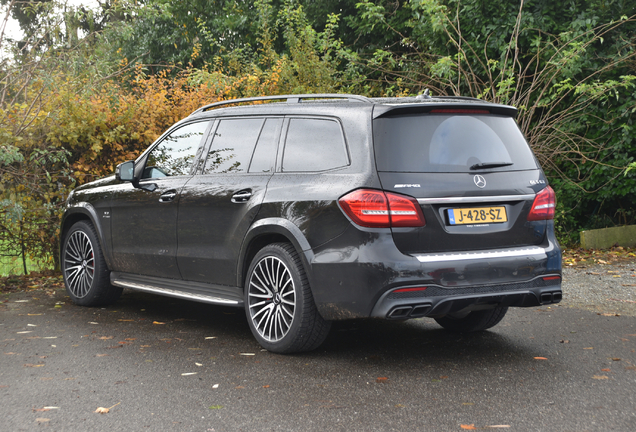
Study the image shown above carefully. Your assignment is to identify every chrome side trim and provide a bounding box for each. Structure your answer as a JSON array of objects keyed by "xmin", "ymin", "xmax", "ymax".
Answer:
[
  {"xmin": 414, "ymin": 246, "xmax": 546, "ymax": 263},
  {"xmin": 417, "ymin": 194, "xmax": 535, "ymax": 205},
  {"xmin": 111, "ymin": 280, "xmax": 240, "ymax": 305}
]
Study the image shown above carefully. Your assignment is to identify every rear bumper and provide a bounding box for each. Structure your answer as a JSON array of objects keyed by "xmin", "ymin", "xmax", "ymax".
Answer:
[
  {"xmin": 370, "ymin": 277, "xmax": 562, "ymax": 319},
  {"xmin": 308, "ymin": 225, "xmax": 561, "ymax": 321}
]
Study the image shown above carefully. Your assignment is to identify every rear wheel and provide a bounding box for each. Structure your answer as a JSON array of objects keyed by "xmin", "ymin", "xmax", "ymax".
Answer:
[
  {"xmin": 62, "ymin": 221, "xmax": 122, "ymax": 306},
  {"xmin": 434, "ymin": 306, "xmax": 508, "ymax": 332},
  {"xmin": 245, "ymin": 243, "xmax": 330, "ymax": 353}
]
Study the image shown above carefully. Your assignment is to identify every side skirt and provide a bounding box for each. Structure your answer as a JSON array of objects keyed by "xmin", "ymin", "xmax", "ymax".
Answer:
[{"xmin": 110, "ymin": 272, "xmax": 243, "ymax": 307}]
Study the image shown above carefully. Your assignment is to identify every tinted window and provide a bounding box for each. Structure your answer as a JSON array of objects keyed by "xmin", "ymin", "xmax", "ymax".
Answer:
[
  {"xmin": 248, "ymin": 118, "xmax": 282, "ymax": 173},
  {"xmin": 204, "ymin": 118, "xmax": 264, "ymax": 174},
  {"xmin": 282, "ymin": 118, "xmax": 348, "ymax": 172},
  {"xmin": 374, "ymin": 114, "xmax": 538, "ymax": 172},
  {"xmin": 143, "ymin": 121, "xmax": 210, "ymax": 178}
]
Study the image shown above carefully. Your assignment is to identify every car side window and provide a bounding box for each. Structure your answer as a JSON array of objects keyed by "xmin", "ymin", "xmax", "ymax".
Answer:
[
  {"xmin": 203, "ymin": 118, "xmax": 265, "ymax": 174},
  {"xmin": 143, "ymin": 121, "xmax": 210, "ymax": 179},
  {"xmin": 282, "ymin": 118, "xmax": 348, "ymax": 172}
]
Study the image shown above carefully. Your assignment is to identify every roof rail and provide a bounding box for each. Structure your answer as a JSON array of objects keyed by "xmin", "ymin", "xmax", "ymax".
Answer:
[{"xmin": 190, "ymin": 93, "xmax": 372, "ymax": 116}]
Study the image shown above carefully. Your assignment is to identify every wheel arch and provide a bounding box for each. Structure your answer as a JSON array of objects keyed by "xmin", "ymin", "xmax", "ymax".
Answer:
[
  {"xmin": 60, "ymin": 204, "xmax": 111, "ymax": 269},
  {"xmin": 237, "ymin": 218, "xmax": 315, "ymax": 291}
]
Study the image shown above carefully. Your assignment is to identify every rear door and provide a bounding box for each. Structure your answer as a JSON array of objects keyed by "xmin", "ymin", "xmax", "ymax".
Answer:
[
  {"xmin": 176, "ymin": 117, "xmax": 282, "ymax": 286},
  {"xmin": 373, "ymin": 109, "xmax": 547, "ymax": 256}
]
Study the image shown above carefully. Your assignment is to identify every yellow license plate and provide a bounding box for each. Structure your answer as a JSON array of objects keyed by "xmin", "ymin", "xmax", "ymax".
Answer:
[{"xmin": 448, "ymin": 206, "xmax": 507, "ymax": 225}]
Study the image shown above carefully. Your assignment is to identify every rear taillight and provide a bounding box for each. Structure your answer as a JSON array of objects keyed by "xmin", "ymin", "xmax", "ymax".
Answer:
[
  {"xmin": 339, "ymin": 189, "xmax": 426, "ymax": 228},
  {"xmin": 527, "ymin": 186, "xmax": 556, "ymax": 221}
]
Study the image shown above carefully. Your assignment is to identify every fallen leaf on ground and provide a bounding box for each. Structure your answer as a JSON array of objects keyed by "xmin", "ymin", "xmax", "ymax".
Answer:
[
  {"xmin": 263, "ymin": 385, "xmax": 270, "ymax": 388},
  {"xmin": 584, "ymin": 347, "xmax": 594, "ymax": 350},
  {"xmin": 96, "ymin": 354, "xmax": 108, "ymax": 357},
  {"xmin": 461, "ymin": 424, "xmax": 477, "ymax": 430},
  {"xmin": 610, "ymin": 297, "xmax": 636, "ymax": 302},
  {"xmin": 35, "ymin": 418, "xmax": 50, "ymax": 422},
  {"xmin": 239, "ymin": 352, "xmax": 255, "ymax": 356},
  {"xmin": 88, "ymin": 322, "xmax": 98, "ymax": 325},
  {"xmin": 534, "ymin": 357, "xmax": 548, "ymax": 360},
  {"xmin": 152, "ymin": 321, "xmax": 165, "ymax": 325},
  {"xmin": 95, "ymin": 402, "xmax": 120, "ymax": 414},
  {"xmin": 118, "ymin": 319, "xmax": 134, "ymax": 322},
  {"xmin": 612, "ymin": 358, "xmax": 621, "ymax": 361},
  {"xmin": 212, "ymin": 384, "xmax": 219, "ymax": 389},
  {"xmin": 376, "ymin": 377, "xmax": 388, "ymax": 383},
  {"xmin": 209, "ymin": 405, "xmax": 223, "ymax": 409},
  {"xmin": 195, "ymin": 362, "xmax": 203, "ymax": 367},
  {"xmin": 205, "ymin": 337, "xmax": 217, "ymax": 340},
  {"xmin": 24, "ymin": 364, "xmax": 44, "ymax": 367},
  {"xmin": 181, "ymin": 372, "xmax": 197, "ymax": 376},
  {"xmin": 98, "ymin": 336, "xmax": 113, "ymax": 340},
  {"xmin": 592, "ymin": 375, "xmax": 608, "ymax": 380},
  {"xmin": 601, "ymin": 368, "xmax": 611, "ymax": 372}
]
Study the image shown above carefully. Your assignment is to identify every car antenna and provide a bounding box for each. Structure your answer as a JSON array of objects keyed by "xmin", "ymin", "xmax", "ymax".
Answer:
[{"xmin": 416, "ymin": 89, "xmax": 432, "ymax": 100}]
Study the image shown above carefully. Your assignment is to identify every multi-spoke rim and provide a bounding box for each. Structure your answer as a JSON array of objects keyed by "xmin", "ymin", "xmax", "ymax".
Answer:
[
  {"xmin": 247, "ymin": 256, "xmax": 296, "ymax": 342},
  {"xmin": 63, "ymin": 230, "xmax": 95, "ymax": 298}
]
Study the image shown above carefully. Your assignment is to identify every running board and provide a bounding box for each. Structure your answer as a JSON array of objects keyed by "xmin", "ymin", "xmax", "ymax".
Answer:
[{"xmin": 110, "ymin": 272, "xmax": 243, "ymax": 306}]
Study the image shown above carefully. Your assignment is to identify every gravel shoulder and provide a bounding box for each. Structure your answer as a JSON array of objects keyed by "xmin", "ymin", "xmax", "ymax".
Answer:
[{"xmin": 562, "ymin": 258, "xmax": 636, "ymax": 316}]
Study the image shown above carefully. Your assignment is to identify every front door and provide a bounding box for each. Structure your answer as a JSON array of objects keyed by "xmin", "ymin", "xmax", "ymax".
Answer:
[{"xmin": 109, "ymin": 120, "xmax": 211, "ymax": 279}]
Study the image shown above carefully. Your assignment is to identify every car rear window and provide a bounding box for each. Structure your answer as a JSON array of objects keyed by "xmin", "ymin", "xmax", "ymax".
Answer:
[{"xmin": 373, "ymin": 113, "xmax": 538, "ymax": 172}]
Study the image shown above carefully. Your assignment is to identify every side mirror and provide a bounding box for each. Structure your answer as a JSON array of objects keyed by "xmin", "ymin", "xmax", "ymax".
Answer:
[{"xmin": 116, "ymin": 161, "xmax": 135, "ymax": 182}]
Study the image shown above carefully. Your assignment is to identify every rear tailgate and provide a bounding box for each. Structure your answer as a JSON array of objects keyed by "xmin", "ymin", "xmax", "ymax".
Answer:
[{"xmin": 373, "ymin": 107, "xmax": 549, "ymax": 256}]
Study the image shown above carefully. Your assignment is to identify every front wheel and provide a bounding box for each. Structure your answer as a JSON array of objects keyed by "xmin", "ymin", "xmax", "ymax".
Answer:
[
  {"xmin": 434, "ymin": 306, "xmax": 508, "ymax": 332},
  {"xmin": 62, "ymin": 221, "xmax": 122, "ymax": 306},
  {"xmin": 245, "ymin": 243, "xmax": 330, "ymax": 354}
]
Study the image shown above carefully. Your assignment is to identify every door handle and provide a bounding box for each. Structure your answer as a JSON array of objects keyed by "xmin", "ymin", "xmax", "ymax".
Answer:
[
  {"xmin": 231, "ymin": 190, "xmax": 252, "ymax": 203},
  {"xmin": 159, "ymin": 190, "xmax": 178, "ymax": 202}
]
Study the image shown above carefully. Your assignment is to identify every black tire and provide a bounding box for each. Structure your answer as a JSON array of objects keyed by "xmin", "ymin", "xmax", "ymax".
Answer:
[
  {"xmin": 245, "ymin": 243, "xmax": 331, "ymax": 354},
  {"xmin": 61, "ymin": 221, "xmax": 122, "ymax": 306},
  {"xmin": 434, "ymin": 306, "xmax": 508, "ymax": 332}
]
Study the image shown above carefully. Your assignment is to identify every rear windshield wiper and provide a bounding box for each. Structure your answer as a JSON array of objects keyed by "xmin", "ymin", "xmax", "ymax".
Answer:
[{"xmin": 470, "ymin": 162, "xmax": 514, "ymax": 170}]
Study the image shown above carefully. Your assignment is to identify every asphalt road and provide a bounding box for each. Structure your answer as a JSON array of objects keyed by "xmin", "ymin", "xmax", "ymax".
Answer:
[{"xmin": 1, "ymin": 280, "xmax": 635, "ymax": 431}]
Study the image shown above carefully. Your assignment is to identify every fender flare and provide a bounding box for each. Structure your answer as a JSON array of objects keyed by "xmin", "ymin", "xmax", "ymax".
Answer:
[
  {"xmin": 60, "ymin": 203, "xmax": 112, "ymax": 269},
  {"xmin": 237, "ymin": 218, "xmax": 315, "ymax": 289}
]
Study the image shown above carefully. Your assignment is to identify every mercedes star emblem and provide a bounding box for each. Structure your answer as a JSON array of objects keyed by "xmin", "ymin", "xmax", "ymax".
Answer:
[{"xmin": 473, "ymin": 175, "xmax": 486, "ymax": 188}]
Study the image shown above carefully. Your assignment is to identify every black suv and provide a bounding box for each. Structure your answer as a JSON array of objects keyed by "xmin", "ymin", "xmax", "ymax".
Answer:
[{"xmin": 60, "ymin": 94, "xmax": 562, "ymax": 353}]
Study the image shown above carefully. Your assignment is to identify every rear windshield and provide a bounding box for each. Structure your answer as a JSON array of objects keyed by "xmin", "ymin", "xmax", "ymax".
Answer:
[{"xmin": 373, "ymin": 114, "xmax": 538, "ymax": 172}]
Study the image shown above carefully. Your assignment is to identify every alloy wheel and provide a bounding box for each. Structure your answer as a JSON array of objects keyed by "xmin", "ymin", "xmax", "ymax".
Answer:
[
  {"xmin": 247, "ymin": 256, "xmax": 296, "ymax": 342},
  {"xmin": 63, "ymin": 230, "xmax": 95, "ymax": 298}
]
